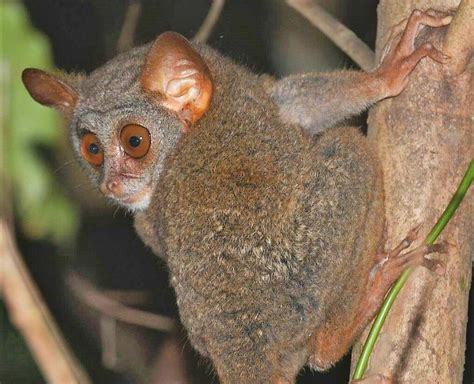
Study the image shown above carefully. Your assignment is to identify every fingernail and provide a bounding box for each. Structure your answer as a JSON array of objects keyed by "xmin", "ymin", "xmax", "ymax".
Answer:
[
  {"xmin": 442, "ymin": 16, "xmax": 453, "ymax": 24},
  {"xmin": 442, "ymin": 53, "xmax": 451, "ymax": 61}
]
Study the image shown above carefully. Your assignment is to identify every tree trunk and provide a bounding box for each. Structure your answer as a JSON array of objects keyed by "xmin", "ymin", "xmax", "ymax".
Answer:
[{"xmin": 352, "ymin": 0, "xmax": 472, "ymax": 383}]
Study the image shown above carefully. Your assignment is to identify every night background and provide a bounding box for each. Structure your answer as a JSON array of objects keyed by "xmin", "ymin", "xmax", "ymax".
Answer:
[{"xmin": 1, "ymin": 1, "xmax": 472, "ymax": 383}]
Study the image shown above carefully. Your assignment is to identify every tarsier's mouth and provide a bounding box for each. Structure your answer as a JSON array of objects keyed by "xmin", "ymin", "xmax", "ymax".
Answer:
[{"xmin": 115, "ymin": 185, "xmax": 152, "ymax": 212}]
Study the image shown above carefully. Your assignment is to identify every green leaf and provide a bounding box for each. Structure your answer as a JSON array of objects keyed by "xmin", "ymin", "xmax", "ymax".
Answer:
[{"xmin": 1, "ymin": 2, "xmax": 79, "ymax": 244}]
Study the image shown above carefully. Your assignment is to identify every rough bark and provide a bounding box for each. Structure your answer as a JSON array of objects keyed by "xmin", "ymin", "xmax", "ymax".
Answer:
[{"xmin": 353, "ymin": 0, "xmax": 472, "ymax": 383}]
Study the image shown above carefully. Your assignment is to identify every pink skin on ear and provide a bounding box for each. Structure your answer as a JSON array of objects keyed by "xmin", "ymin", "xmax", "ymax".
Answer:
[
  {"xmin": 22, "ymin": 68, "xmax": 78, "ymax": 116},
  {"xmin": 140, "ymin": 31, "xmax": 213, "ymax": 130}
]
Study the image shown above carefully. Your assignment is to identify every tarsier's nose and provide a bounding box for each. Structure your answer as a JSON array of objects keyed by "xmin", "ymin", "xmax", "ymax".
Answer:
[{"xmin": 100, "ymin": 179, "xmax": 122, "ymax": 197}]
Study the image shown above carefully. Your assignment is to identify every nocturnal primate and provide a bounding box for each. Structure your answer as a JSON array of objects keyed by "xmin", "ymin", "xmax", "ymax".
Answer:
[{"xmin": 22, "ymin": 9, "xmax": 451, "ymax": 383}]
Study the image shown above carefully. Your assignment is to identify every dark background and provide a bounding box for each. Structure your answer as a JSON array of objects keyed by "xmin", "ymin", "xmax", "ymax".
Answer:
[{"xmin": 2, "ymin": 0, "xmax": 472, "ymax": 383}]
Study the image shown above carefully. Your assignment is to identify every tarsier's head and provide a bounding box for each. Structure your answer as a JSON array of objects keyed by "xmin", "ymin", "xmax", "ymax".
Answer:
[{"xmin": 22, "ymin": 32, "xmax": 213, "ymax": 212}]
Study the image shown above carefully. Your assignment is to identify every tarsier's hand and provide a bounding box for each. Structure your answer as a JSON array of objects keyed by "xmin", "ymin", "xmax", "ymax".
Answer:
[{"xmin": 375, "ymin": 9, "xmax": 452, "ymax": 98}]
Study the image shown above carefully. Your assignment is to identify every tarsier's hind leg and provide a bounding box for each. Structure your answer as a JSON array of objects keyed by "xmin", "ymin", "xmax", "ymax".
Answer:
[{"xmin": 307, "ymin": 225, "xmax": 448, "ymax": 371}]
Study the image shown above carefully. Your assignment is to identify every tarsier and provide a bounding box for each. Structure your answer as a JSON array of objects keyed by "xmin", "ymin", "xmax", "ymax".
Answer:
[{"xmin": 23, "ymin": 9, "xmax": 452, "ymax": 384}]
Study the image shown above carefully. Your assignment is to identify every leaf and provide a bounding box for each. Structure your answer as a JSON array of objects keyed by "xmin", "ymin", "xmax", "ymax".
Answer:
[{"xmin": 1, "ymin": 2, "xmax": 79, "ymax": 244}]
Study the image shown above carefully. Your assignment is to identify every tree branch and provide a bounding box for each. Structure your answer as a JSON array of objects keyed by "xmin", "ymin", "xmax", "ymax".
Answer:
[
  {"xmin": 0, "ymin": 220, "xmax": 91, "ymax": 384},
  {"xmin": 67, "ymin": 273, "xmax": 176, "ymax": 332},
  {"xmin": 286, "ymin": 0, "xmax": 375, "ymax": 71},
  {"xmin": 353, "ymin": 1, "xmax": 472, "ymax": 382},
  {"xmin": 116, "ymin": 0, "xmax": 142, "ymax": 53},
  {"xmin": 101, "ymin": 288, "xmax": 154, "ymax": 306},
  {"xmin": 193, "ymin": 0, "xmax": 226, "ymax": 43}
]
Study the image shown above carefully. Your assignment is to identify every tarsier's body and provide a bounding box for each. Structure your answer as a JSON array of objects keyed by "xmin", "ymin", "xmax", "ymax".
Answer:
[{"xmin": 23, "ymin": 10, "xmax": 451, "ymax": 383}]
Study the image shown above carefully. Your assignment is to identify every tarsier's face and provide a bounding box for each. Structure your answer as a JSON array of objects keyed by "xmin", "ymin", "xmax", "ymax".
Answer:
[
  {"xmin": 22, "ymin": 32, "xmax": 213, "ymax": 213},
  {"xmin": 72, "ymin": 111, "xmax": 162, "ymax": 212},
  {"xmin": 70, "ymin": 80, "xmax": 182, "ymax": 212},
  {"xmin": 78, "ymin": 123, "xmax": 153, "ymax": 210},
  {"xmin": 78, "ymin": 123, "xmax": 154, "ymax": 211}
]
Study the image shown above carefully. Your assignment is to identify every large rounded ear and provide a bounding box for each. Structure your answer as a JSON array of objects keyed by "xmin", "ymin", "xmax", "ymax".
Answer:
[
  {"xmin": 141, "ymin": 32, "xmax": 213, "ymax": 130},
  {"xmin": 22, "ymin": 68, "xmax": 78, "ymax": 116}
]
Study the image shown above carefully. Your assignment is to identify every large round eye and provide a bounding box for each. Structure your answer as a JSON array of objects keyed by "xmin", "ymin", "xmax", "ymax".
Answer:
[
  {"xmin": 80, "ymin": 133, "xmax": 104, "ymax": 166},
  {"xmin": 120, "ymin": 124, "xmax": 151, "ymax": 159}
]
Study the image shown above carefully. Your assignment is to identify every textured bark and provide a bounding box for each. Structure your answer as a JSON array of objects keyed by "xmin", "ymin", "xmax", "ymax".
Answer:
[{"xmin": 352, "ymin": 0, "xmax": 473, "ymax": 383}]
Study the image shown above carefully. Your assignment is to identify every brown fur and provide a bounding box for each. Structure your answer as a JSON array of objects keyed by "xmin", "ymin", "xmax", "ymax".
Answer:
[
  {"xmin": 22, "ymin": 13, "xmax": 449, "ymax": 381},
  {"xmin": 137, "ymin": 48, "xmax": 385, "ymax": 381},
  {"xmin": 20, "ymin": 40, "xmax": 387, "ymax": 383}
]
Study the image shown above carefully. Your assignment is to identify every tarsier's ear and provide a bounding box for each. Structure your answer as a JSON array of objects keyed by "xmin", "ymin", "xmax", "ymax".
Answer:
[
  {"xmin": 22, "ymin": 68, "xmax": 78, "ymax": 116},
  {"xmin": 141, "ymin": 31, "xmax": 213, "ymax": 130}
]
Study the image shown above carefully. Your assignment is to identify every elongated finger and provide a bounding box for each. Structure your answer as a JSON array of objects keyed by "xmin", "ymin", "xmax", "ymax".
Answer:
[
  {"xmin": 398, "ymin": 9, "xmax": 453, "ymax": 56},
  {"xmin": 400, "ymin": 43, "xmax": 450, "ymax": 73}
]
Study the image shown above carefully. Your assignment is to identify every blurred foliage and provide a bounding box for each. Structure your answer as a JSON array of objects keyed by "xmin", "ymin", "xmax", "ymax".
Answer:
[{"xmin": 1, "ymin": 2, "xmax": 78, "ymax": 244}]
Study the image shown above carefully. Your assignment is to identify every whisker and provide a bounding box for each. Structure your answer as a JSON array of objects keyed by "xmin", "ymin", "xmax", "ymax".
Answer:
[
  {"xmin": 53, "ymin": 159, "xmax": 77, "ymax": 174},
  {"xmin": 72, "ymin": 182, "xmax": 95, "ymax": 192}
]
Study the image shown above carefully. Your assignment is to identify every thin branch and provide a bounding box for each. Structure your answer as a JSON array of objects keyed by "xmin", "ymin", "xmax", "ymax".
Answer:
[
  {"xmin": 67, "ymin": 273, "xmax": 176, "ymax": 332},
  {"xmin": 99, "ymin": 315, "xmax": 118, "ymax": 369},
  {"xmin": 116, "ymin": 0, "xmax": 142, "ymax": 53},
  {"xmin": 0, "ymin": 220, "xmax": 91, "ymax": 384},
  {"xmin": 193, "ymin": 0, "xmax": 226, "ymax": 43},
  {"xmin": 102, "ymin": 288, "xmax": 154, "ymax": 306},
  {"xmin": 286, "ymin": 0, "xmax": 375, "ymax": 71}
]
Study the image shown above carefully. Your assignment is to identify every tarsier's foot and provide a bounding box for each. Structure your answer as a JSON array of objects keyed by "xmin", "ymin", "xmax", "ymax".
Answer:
[
  {"xmin": 375, "ymin": 9, "xmax": 452, "ymax": 97},
  {"xmin": 351, "ymin": 373, "xmax": 393, "ymax": 384},
  {"xmin": 370, "ymin": 224, "xmax": 449, "ymax": 296}
]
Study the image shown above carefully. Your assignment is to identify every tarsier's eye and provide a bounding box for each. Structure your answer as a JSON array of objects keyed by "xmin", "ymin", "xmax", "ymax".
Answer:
[
  {"xmin": 80, "ymin": 133, "xmax": 104, "ymax": 166},
  {"xmin": 120, "ymin": 124, "xmax": 151, "ymax": 159}
]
